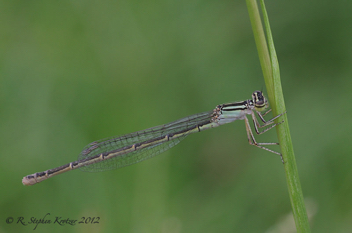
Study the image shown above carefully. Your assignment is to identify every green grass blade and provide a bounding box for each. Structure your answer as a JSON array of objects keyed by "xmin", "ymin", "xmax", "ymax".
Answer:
[{"xmin": 245, "ymin": 0, "xmax": 311, "ymax": 232}]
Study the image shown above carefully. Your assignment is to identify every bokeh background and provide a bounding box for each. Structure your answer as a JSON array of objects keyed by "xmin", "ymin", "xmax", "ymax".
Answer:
[{"xmin": 1, "ymin": 0, "xmax": 352, "ymax": 232}]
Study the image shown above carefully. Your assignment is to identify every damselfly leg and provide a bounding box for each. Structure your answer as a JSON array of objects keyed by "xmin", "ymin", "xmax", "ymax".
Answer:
[{"xmin": 244, "ymin": 110, "xmax": 286, "ymax": 163}]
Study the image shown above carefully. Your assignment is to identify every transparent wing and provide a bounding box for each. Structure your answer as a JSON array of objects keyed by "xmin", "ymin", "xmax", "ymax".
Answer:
[{"xmin": 78, "ymin": 111, "xmax": 213, "ymax": 172}]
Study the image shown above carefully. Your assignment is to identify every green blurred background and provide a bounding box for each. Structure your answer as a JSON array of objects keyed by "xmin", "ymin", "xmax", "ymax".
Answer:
[{"xmin": 1, "ymin": 0, "xmax": 352, "ymax": 232}]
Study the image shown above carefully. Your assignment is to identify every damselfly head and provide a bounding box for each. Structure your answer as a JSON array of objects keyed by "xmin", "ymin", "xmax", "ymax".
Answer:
[{"xmin": 252, "ymin": 91, "xmax": 268, "ymax": 111}]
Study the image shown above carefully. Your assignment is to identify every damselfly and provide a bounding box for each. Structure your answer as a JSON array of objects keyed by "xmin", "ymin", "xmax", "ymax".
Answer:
[{"xmin": 22, "ymin": 91, "xmax": 285, "ymax": 186}]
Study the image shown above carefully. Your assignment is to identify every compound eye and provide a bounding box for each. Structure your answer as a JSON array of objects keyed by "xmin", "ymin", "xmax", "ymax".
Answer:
[
  {"xmin": 252, "ymin": 91, "xmax": 267, "ymax": 111},
  {"xmin": 257, "ymin": 91, "xmax": 264, "ymax": 100},
  {"xmin": 252, "ymin": 91, "xmax": 264, "ymax": 104},
  {"xmin": 256, "ymin": 99, "xmax": 264, "ymax": 106}
]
